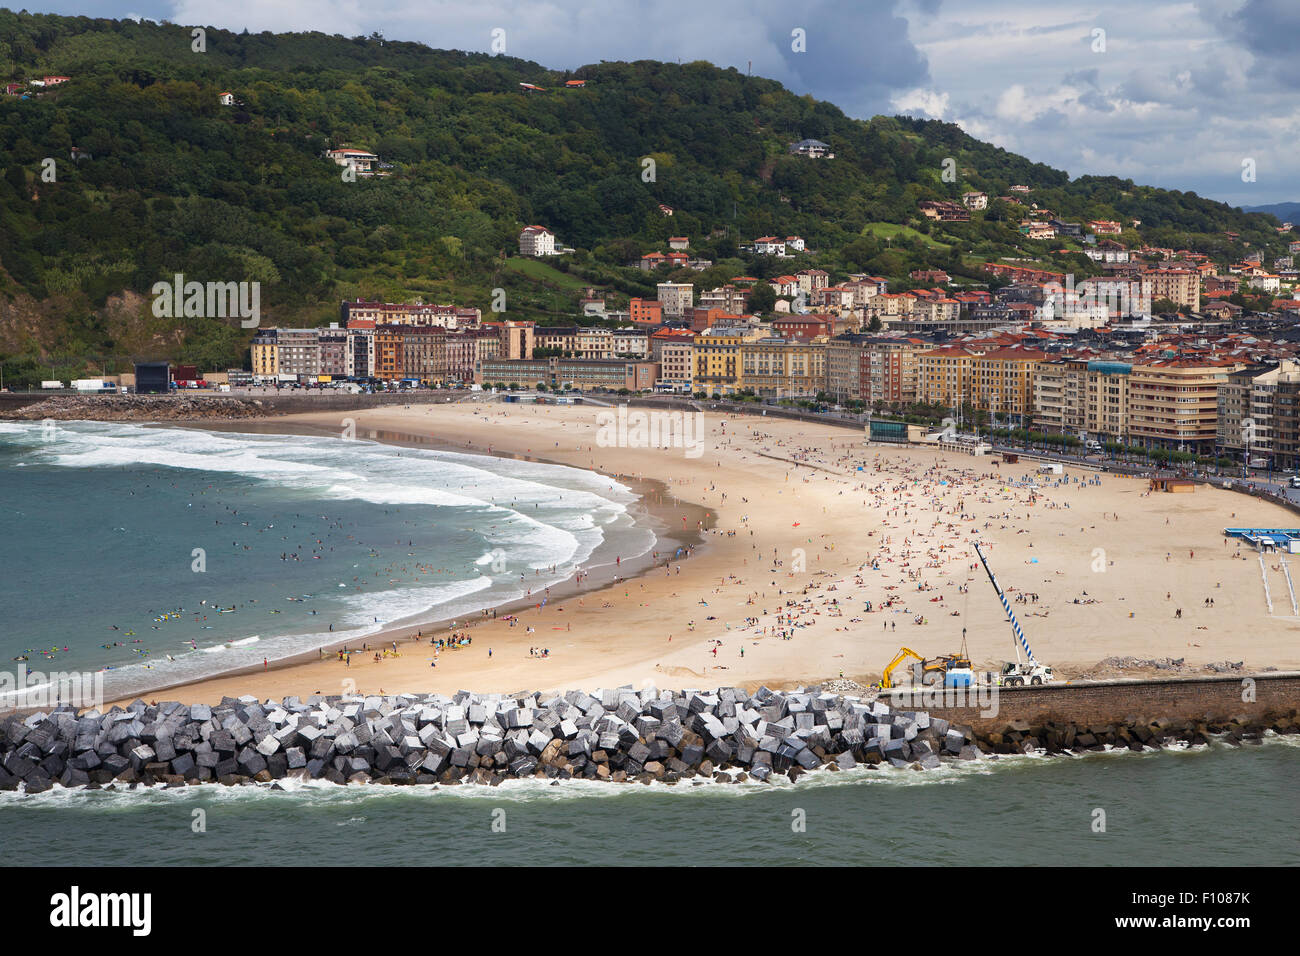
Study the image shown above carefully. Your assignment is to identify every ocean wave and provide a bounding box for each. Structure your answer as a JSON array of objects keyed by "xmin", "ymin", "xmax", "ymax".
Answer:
[
  {"xmin": 0, "ymin": 421, "xmax": 655, "ymax": 699},
  {"xmin": 7, "ymin": 733, "xmax": 1294, "ymax": 810}
]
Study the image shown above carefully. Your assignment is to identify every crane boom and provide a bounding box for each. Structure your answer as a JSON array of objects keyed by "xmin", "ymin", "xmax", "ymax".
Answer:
[{"xmin": 973, "ymin": 541, "xmax": 1036, "ymax": 666}]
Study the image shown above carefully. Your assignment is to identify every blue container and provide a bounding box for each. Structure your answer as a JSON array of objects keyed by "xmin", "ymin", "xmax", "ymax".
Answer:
[{"xmin": 945, "ymin": 669, "xmax": 973, "ymax": 687}]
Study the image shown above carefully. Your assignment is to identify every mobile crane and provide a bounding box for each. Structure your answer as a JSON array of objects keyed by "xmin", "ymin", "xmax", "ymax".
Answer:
[{"xmin": 973, "ymin": 541, "xmax": 1054, "ymax": 686}]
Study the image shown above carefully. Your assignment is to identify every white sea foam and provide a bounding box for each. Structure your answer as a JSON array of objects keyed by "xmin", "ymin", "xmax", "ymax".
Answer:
[{"xmin": 1, "ymin": 421, "xmax": 654, "ymax": 699}]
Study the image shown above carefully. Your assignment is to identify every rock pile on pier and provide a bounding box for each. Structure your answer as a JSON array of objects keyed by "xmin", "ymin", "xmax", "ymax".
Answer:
[
  {"xmin": 0, "ymin": 686, "xmax": 983, "ymax": 792},
  {"xmin": 6, "ymin": 394, "xmax": 268, "ymax": 422}
]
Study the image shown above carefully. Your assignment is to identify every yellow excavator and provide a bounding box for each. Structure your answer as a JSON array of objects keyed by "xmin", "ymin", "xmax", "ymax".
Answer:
[
  {"xmin": 880, "ymin": 636, "xmax": 973, "ymax": 689},
  {"xmin": 880, "ymin": 647, "xmax": 940, "ymax": 688}
]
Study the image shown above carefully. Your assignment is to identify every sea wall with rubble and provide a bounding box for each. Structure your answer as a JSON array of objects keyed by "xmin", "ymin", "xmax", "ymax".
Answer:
[{"xmin": 2, "ymin": 680, "xmax": 1298, "ymax": 793}]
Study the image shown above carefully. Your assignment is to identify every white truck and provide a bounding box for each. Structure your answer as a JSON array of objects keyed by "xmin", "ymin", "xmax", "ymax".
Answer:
[
  {"xmin": 40, "ymin": 380, "xmax": 64, "ymax": 389},
  {"xmin": 71, "ymin": 379, "xmax": 116, "ymax": 393}
]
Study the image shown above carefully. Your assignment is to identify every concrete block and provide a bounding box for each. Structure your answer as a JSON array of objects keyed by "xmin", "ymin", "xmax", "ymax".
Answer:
[
  {"xmin": 170, "ymin": 753, "xmax": 197, "ymax": 777},
  {"xmin": 705, "ymin": 738, "xmax": 733, "ymax": 764},
  {"xmin": 153, "ymin": 737, "xmax": 177, "ymax": 763},
  {"xmin": 236, "ymin": 749, "xmax": 267, "ymax": 777}
]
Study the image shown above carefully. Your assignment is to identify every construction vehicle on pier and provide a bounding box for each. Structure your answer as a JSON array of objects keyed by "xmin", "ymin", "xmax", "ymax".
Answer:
[
  {"xmin": 973, "ymin": 542, "xmax": 1054, "ymax": 686},
  {"xmin": 880, "ymin": 640, "xmax": 975, "ymax": 688},
  {"xmin": 880, "ymin": 647, "xmax": 924, "ymax": 689}
]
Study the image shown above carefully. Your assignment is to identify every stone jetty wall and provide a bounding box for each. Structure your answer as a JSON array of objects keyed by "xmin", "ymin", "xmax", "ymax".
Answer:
[
  {"xmin": 886, "ymin": 673, "xmax": 1300, "ymax": 733},
  {"xmin": 2, "ymin": 683, "xmax": 1296, "ymax": 793},
  {"xmin": 0, "ymin": 686, "xmax": 982, "ymax": 793}
]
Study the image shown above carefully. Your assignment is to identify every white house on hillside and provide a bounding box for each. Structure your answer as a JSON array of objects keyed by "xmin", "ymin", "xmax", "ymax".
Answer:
[
  {"xmin": 519, "ymin": 225, "xmax": 557, "ymax": 257},
  {"xmin": 325, "ymin": 147, "xmax": 379, "ymax": 175}
]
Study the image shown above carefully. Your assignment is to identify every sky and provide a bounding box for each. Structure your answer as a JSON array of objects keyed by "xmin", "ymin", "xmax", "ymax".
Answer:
[{"xmin": 19, "ymin": 0, "xmax": 1300, "ymax": 207}]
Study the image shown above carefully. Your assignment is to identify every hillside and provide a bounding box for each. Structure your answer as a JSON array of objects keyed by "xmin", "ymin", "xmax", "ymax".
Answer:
[{"xmin": 0, "ymin": 10, "xmax": 1291, "ymax": 384}]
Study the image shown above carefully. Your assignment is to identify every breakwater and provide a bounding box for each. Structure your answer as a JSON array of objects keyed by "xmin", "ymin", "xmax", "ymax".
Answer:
[
  {"xmin": 1, "ymin": 686, "xmax": 984, "ymax": 793},
  {"xmin": 886, "ymin": 672, "xmax": 1300, "ymax": 732},
  {"xmin": 3, "ymin": 683, "xmax": 1297, "ymax": 794}
]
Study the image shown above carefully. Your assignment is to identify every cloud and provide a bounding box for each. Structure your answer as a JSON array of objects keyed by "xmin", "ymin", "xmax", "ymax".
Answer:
[
  {"xmin": 897, "ymin": 0, "xmax": 1299, "ymax": 203},
  {"xmin": 892, "ymin": 88, "xmax": 950, "ymax": 118}
]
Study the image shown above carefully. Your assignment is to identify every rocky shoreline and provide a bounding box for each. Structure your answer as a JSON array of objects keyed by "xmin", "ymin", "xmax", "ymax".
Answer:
[
  {"xmin": 3, "ymin": 394, "xmax": 271, "ymax": 421},
  {"xmin": 2, "ymin": 686, "xmax": 1296, "ymax": 793}
]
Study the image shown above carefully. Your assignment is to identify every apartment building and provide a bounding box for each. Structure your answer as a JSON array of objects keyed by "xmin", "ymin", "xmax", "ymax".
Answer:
[
  {"xmin": 629, "ymin": 298, "xmax": 664, "ymax": 326},
  {"xmin": 1219, "ymin": 364, "xmax": 1269, "ymax": 458},
  {"xmin": 916, "ymin": 346, "xmax": 977, "ymax": 407},
  {"xmin": 658, "ymin": 341, "xmax": 694, "ymax": 391},
  {"xmin": 575, "ymin": 327, "xmax": 614, "ymax": 358},
  {"xmin": 398, "ymin": 326, "xmax": 447, "ymax": 384},
  {"xmin": 318, "ymin": 328, "xmax": 348, "ymax": 378},
  {"xmin": 826, "ymin": 335, "xmax": 871, "ymax": 403},
  {"xmin": 374, "ymin": 325, "xmax": 404, "ymax": 381},
  {"xmin": 1128, "ymin": 360, "xmax": 1239, "ymax": 453},
  {"xmin": 697, "ymin": 284, "xmax": 749, "ymax": 314},
  {"xmin": 1033, "ymin": 358, "xmax": 1084, "ymax": 435},
  {"xmin": 1270, "ymin": 367, "xmax": 1300, "ymax": 470},
  {"xmin": 498, "ymin": 320, "xmax": 535, "ymax": 360},
  {"xmin": 274, "ymin": 329, "xmax": 321, "ymax": 378},
  {"xmin": 445, "ymin": 328, "xmax": 502, "ymax": 383},
  {"xmin": 657, "ymin": 282, "xmax": 695, "ymax": 318},
  {"xmin": 1085, "ymin": 361, "xmax": 1132, "ymax": 442},
  {"xmin": 740, "ymin": 338, "xmax": 827, "ymax": 398},
  {"xmin": 968, "ymin": 347, "xmax": 1046, "ymax": 423},
  {"xmin": 771, "ymin": 314, "xmax": 835, "ymax": 341},
  {"xmin": 535, "ymin": 326, "xmax": 578, "ymax": 355},
  {"xmin": 340, "ymin": 300, "xmax": 481, "ymax": 328},
  {"xmin": 346, "ymin": 322, "xmax": 375, "ymax": 379},
  {"xmin": 693, "ymin": 328, "xmax": 758, "ymax": 396},
  {"xmin": 251, "ymin": 330, "xmax": 279, "ymax": 378},
  {"xmin": 612, "ymin": 329, "xmax": 650, "ymax": 358},
  {"xmin": 1143, "ymin": 268, "xmax": 1200, "ymax": 311}
]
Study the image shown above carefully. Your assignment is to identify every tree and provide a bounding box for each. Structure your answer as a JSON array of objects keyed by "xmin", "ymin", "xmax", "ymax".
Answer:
[{"xmin": 747, "ymin": 282, "xmax": 776, "ymax": 315}]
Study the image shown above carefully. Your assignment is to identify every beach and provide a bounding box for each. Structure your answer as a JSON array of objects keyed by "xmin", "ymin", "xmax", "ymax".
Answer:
[{"xmin": 144, "ymin": 401, "xmax": 1300, "ymax": 705}]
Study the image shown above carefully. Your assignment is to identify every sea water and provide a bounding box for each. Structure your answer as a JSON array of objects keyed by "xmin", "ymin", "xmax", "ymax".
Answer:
[
  {"xmin": 2, "ymin": 737, "xmax": 1296, "ymax": 866},
  {"xmin": 0, "ymin": 421, "xmax": 652, "ymax": 701}
]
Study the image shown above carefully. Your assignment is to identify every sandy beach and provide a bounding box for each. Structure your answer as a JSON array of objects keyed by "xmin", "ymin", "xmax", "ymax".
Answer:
[{"xmin": 146, "ymin": 401, "xmax": 1300, "ymax": 705}]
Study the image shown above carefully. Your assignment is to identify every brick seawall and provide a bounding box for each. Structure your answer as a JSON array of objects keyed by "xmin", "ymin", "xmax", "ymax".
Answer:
[{"xmin": 885, "ymin": 673, "xmax": 1300, "ymax": 733}]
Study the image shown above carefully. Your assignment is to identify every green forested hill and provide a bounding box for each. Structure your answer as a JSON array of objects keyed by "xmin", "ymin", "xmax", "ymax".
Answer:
[{"xmin": 0, "ymin": 10, "xmax": 1289, "ymax": 382}]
